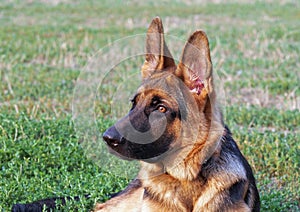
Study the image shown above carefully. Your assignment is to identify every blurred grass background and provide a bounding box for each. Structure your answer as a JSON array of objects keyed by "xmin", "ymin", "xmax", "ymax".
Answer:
[{"xmin": 0, "ymin": 0, "xmax": 299, "ymax": 211}]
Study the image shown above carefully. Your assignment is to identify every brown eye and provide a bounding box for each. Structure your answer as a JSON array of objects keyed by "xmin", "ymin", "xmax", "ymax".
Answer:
[{"xmin": 157, "ymin": 106, "xmax": 167, "ymax": 113}]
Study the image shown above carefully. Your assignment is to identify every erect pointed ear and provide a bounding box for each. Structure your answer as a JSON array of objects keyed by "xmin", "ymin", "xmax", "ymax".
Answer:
[
  {"xmin": 141, "ymin": 17, "xmax": 175, "ymax": 80},
  {"xmin": 175, "ymin": 30, "xmax": 213, "ymax": 95}
]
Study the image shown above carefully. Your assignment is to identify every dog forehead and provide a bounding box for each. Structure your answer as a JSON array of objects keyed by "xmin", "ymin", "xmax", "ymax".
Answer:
[{"xmin": 140, "ymin": 72, "xmax": 179, "ymax": 90}]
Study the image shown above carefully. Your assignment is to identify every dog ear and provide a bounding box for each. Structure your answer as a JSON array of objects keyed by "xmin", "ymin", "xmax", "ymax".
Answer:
[
  {"xmin": 141, "ymin": 17, "xmax": 175, "ymax": 79},
  {"xmin": 175, "ymin": 31, "xmax": 213, "ymax": 95}
]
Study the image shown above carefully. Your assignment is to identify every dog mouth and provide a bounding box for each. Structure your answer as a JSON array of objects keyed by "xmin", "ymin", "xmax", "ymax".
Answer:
[
  {"xmin": 106, "ymin": 145, "xmax": 134, "ymax": 161},
  {"xmin": 103, "ymin": 132, "xmax": 173, "ymax": 162}
]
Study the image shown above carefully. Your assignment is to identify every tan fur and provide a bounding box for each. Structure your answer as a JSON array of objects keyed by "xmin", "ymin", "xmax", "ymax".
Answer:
[
  {"xmin": 94, "ymin": 186, "xmax": 144, "ymax": 212},
  {"xmin": 95, "ymin": 17, "xmax": 259, "ymax": 212}
]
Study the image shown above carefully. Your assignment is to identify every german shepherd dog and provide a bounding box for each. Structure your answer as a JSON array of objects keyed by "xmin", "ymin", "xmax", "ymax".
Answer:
[{"xmin": 95, "ymin": 17, "xmax": 260, "ymax": 212}]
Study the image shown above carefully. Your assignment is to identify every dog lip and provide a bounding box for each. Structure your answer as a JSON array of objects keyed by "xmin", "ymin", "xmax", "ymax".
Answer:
[
  {"xmin": 103, "ymin": 136, "xmax": 120, "ymax": 147},
  {"xmin": 106, "ymin": 146, "xmax": 134, "ymax": 161}
]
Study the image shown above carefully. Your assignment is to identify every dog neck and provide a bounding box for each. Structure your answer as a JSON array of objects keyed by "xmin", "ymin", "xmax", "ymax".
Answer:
[
  {"xmin": 168, "ymin": 132, "xmax": 223, "ymax": 180},
  {"xmin": 139, "ymin": 122, "xmax": 224, "ymax": 181}
]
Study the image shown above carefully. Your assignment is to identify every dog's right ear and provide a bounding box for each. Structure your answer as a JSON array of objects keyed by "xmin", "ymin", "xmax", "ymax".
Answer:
[
  {"xmin": 141, "ymin": 17, "xmax": 175, "ymax": 80},
  {"xmin": 175, "ymin": 30, "xmax": 213, "ymax": 96}
]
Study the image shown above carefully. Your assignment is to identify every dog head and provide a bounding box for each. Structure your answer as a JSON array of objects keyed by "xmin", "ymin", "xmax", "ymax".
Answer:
[{"xmin": 103, "ymin": 17, "xmax": 222, "ymax": 163}]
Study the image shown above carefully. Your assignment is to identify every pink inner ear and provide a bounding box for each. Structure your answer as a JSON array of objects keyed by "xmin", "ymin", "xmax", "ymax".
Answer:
[{"xmin": 189, "ymin": 77, "xmax": 204, "ymax": 95}]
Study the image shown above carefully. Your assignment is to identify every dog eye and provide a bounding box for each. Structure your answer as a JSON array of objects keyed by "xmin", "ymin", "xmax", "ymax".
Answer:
[{"xmin": 157, "ymin": 106, "xmax": 167, "ymax": 113}]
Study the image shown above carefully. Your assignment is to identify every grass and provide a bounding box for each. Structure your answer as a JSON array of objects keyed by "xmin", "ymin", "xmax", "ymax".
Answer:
[{"xmin": 0, "ymin": 0, "xmax": 299, "ymax": 211}]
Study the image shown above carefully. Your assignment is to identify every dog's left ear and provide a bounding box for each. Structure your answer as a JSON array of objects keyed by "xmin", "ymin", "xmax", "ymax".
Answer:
[
  {"xmin": 141, "ymin": 17, "xmax": 175, "ymax": 79},
  {"xmin": 175, "ymin": 30, "xmax": 213, "ymax": 96}
]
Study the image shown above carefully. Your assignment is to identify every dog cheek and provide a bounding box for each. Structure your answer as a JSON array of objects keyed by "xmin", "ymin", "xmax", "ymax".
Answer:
[{"xmin": 163, "ymin": 120, "xmax": 182, "ymax": 152}]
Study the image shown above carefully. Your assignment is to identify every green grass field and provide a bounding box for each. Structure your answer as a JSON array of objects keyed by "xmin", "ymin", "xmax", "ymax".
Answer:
[{"xmin": 0, "ymin": 0, "xmax": 299, "ymax": 211}]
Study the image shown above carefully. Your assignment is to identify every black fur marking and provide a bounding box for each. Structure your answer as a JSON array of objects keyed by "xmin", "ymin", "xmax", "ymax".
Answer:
[
  {"xmin": 11, "ymin": 195, "xmax": 90, "ymax": 212},
  {"xmin": 110, "ymin": 179, "xmax": 142, "ymax": 198}
]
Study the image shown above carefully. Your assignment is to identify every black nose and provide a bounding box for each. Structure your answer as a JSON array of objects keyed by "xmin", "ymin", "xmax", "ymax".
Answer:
[{"xmin": 103, "ymin": 126, "xmax": 125, "ymax": 147}]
